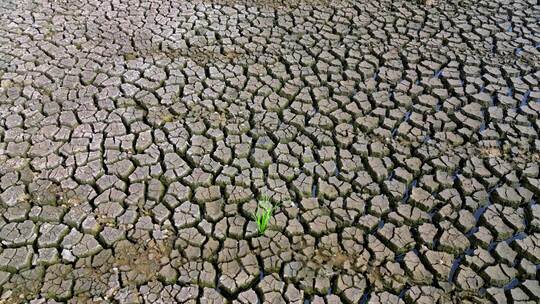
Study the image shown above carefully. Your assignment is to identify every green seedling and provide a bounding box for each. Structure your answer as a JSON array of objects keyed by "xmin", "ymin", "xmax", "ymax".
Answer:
[{"xmin": 253, "ymin": 196, "xmax": 277, "ymax": 235}]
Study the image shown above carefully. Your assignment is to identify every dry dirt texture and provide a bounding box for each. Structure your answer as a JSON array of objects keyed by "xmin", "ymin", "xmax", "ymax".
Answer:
[{"xmin": 0, "ymin": 0, "xmax": 539, "ymax": 303}]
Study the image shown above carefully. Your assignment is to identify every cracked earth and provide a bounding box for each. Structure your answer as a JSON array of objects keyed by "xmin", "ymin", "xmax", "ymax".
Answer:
[{"xmin": 0, "ymin": 0, "xmax": 539, "ymax": 303}]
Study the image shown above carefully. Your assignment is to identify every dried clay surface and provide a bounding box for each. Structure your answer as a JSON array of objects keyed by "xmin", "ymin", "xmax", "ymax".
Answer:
[{"xmin": 0, "ymin": 0, "xmax": 539, "ymax": 303}]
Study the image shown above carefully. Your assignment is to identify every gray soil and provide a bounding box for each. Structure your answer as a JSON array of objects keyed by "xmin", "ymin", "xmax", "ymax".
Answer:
[{"xmin": 0, "ymin": 0, "xmax": 539, "ymax": 303}]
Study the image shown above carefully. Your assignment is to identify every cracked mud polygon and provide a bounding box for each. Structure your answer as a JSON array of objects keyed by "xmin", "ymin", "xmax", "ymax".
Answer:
[{"xmin": 0, "ymin": 0, "xmax": 539, "ymax": 303}]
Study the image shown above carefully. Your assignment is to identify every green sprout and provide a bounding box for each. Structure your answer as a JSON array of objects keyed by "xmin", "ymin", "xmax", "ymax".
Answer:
[{"xmin": 253, "ymin": 196, "xmax": 277, "ymax": 235}]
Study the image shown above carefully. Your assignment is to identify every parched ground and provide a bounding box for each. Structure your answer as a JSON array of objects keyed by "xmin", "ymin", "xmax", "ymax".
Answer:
[{"xmin": 0, "ymin": 0, "xmax": 539, "ymax": 303}]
